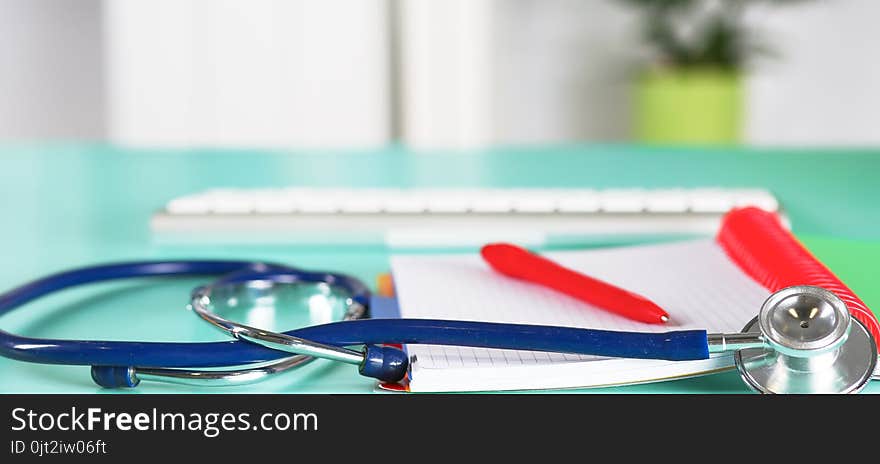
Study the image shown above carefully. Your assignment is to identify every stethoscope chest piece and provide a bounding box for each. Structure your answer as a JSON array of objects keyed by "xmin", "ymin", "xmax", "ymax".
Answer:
[{"xmin": 734, "ymin": 286, "xmax": 878, "ymax": 394}]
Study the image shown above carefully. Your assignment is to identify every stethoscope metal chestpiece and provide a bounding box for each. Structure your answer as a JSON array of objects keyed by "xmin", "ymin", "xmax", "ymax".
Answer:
[{"xmin": 735, "ymin": 285, "xmax": 878, "ymax": 394}]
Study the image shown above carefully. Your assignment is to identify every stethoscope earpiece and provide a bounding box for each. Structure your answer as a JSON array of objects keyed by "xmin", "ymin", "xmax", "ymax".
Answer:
[{"xmin": 734, "ymin": 286, "xmax": 878, "ymax": 394}]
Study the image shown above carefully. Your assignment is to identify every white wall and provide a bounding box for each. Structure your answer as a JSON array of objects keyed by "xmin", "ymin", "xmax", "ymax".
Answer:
[
  {"xmin": 0, "ymin": 0, "xmax": 878, "ymax": 147},
  {"xmin": 0, "ymin": 0, "xmax": 104, "ymax": 139},
  {"xmin": 398, "ymin": 0, "xmax": 494, "ymax": 149},
  {"xmin": 105, "ymin": 0, "xmax": 391, "ymax": 148},
  {"xmin": 745, "ymin": 0, "xmax": 880, "ymax": 147},
  {"xmin": 491, "ymin": 0, "xmax": 641, "ymax": 144}
]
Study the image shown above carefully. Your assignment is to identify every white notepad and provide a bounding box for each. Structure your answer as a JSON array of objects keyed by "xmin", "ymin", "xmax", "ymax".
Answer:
[{"xmin": 390, "ymin": 239, "xmax": 772, "ymax": 392}]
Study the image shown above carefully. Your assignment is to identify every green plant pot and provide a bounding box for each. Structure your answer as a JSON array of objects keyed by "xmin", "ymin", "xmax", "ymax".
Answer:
[{"xmin": 634, "ymin": 68, "xmax": 743, "ymax": 145}]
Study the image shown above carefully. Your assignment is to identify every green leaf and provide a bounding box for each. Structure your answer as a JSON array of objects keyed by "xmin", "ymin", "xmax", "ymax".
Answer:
[{"xmin": 614, "ymin": 0, "xmax": 815, "ymax": 69}]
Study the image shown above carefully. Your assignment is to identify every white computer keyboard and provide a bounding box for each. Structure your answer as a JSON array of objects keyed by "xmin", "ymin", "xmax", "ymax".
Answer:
[{"xmin": 152, "ymin": 188, "xmax": 782, "ymax": 247}]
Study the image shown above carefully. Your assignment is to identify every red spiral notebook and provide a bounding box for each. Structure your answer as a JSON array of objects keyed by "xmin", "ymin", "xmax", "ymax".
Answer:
[{"xmin": 378, "ymin": 208, "xmax": 879, "ymax": 392}]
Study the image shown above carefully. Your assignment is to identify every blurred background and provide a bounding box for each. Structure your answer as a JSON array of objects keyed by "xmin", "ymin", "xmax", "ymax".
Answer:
[{"xmin": 1, "ymin": 0, "xmax": 878, "ymax": 150}]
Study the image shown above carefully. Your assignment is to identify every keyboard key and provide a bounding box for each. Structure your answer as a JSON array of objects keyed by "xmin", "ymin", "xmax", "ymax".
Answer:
[
  {"xmin": 206, "ymin": 191, "xmax": 253, "ymax": 214},
  {"xmin": 557, "ymin": 191, "xmax": 600, "ymax": 213},
  {"xmin": 599, "ymin": 189, "xmax": 646, "ymax": 213},
  {"xmin": 424, "ymin": 192, "xmax": 470, "ymax": 213},
  {"xmin": 689, "ymin": 189, "xmax": 735, "ymax": 213},
  {"xmin": 645, "ymin": 189, "xmax": 688, "ymax": 213},
  {"xmin": 511, "ymin": 194, "xmax": 558, "ymax": 213},
  {"xmin": 385, "ymin": 196, "xmax": 428, "ymax": 213},
  {"xmin": 734, "ymin": 189, "xmax": 779, "ymax": 211},
  {"xmin": 167, "ymin": 196, "xmax": 210, "ymax": 214},
  {"xmin": 470, "ymin": 194, "xmax": 513, "ymax": 213}
]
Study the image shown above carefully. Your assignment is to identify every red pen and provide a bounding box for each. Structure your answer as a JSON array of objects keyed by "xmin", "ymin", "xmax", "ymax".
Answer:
[{"xmin": 480, "ymin": 243, "xmax": 670, "ymax": 324}]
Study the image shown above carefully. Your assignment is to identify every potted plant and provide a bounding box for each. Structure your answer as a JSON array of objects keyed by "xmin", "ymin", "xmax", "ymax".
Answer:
[{"xmin": 618, "ymin": 0, "xmax": 803, "ymax": 144}]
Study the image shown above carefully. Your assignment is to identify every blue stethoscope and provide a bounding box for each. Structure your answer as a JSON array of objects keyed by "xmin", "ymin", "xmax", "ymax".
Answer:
[{"xmin": 0, "ymin": 260, "xmax": 877, "ymax": 393}]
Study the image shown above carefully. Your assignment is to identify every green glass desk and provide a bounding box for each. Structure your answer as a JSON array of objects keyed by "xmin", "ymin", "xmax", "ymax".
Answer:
[{"xmin": 0, "ymin": 143, "xmax": 878, "ymax": 394}]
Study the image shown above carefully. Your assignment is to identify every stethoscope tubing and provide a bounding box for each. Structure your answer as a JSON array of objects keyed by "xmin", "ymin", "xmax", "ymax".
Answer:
[
  {"xmin": 0, "ymin": 261, "xmax": 711, "ymax": 370},
  {"xmin": 0, "ymin": 260, "xmax": 370, "ymax": 368},
  {"xmin": 2, "ymin": 260, "xmax": 878, "ymax": 393},
  {"xmin": 285, "ymin": 318, "xmax": 709, "ymax": 360}
]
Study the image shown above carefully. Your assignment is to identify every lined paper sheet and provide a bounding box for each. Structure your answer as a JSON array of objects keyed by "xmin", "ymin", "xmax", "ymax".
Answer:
[{"xmin": 390, "ymin": 240, "xmax": 772, "ymax": 391}]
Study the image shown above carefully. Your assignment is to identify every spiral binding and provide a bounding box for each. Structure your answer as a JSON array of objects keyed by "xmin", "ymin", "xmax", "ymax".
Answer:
[{"xmin": 717, "ymin": 207, "xmax": 880, "ymax": 351}]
